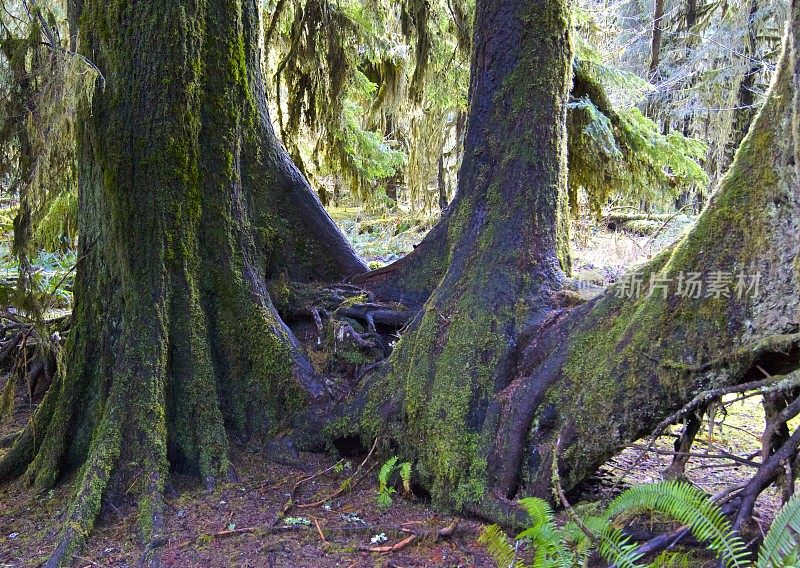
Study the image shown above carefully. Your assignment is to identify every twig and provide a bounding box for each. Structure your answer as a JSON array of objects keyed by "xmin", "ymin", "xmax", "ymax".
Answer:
[
  {"xmin": 617, "ymin": 367, "xmax": 800, "ymax": 489},
  {"xmin": 627, "ymin": 444, "xmax": 760, "ymax": 468},
  {"xmin": 362, "ymin": 534, "xmax": 416, "ymax": 553},
  {"xmin": 279, "ymin": 459, "xmax": 344, "ymax": 516},
  {"xmin": 312, "ymin": 517, "xmax": 328, "ymax": 545},
  {"xmin": 296, "ymin": 438, "xmax": 379, "ymax": 509}
]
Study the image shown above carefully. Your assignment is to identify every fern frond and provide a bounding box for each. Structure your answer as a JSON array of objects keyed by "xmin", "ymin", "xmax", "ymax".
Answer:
[
  {"xmin": 605, "ymin": 481, "xmax": 749, "ymax": 568},
  {"xmin": 517, "ymin": 497, "xmax": 575, "ymax": 568},
  {"xmin": 479, "ymin": 524, "xmax": 523, "ymax": 568},
  {"xmin": 651, "ymin": 550, "xmax": 698, "ymax": 567},
  {"xmin": 399, "ymin": 461, "xmax": 412, "ymax": 493},
  {"xmin": 378, "ymin": 456, "xmax": 399, "ymax": 491},
  {"xmin": 597, "ymin": 524, "xmax": 646, "ymax": 568},
  {"xmin": 757, "ymin": 493, "xmax": 800, "ymax": 568}
]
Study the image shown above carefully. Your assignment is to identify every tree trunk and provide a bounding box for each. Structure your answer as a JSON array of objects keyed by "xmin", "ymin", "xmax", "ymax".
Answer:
[
  {"xmin": 727, "ymin": 0, "xmax": 761, "ymax": 164},
  {"xmin": 338, "ymin": 0, "xmax": 800, "ymax": 521},
  {"xmin": 0, "ymin": 0, "xmax": 364, "ymax": 564},
  {"xmin": 352, "ymin": 1, "xmax": 573, "ymax": 306},
  {"xmin": 3, "ymin": 0, "xmax": 800, "ymax": 561},
  {"xmin": 342, "ymin": 0, "xmax": 575, "ymax": 509},
  {"xmin": 650, "ymin": 0, "xmax": 667, "ymax": 80}
]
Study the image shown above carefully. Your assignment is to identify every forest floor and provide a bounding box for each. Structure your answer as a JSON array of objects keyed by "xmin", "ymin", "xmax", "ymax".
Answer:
[
  {"xmin": 0, "ymin": 210, "xmax": 786, "ymax": 567},
  {"xmin": 0, "ymin": 376, "xmax": 783, "ymax": 567}
]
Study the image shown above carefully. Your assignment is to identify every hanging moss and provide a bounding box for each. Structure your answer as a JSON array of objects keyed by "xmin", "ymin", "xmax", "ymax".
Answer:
[{"xmin": 567, "ymin": 60, "xmax": 708, "ymax": 217}]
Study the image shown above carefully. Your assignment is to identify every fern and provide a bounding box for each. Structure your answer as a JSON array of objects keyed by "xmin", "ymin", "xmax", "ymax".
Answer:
[
  {"xmin": 376, "ymin": 456, "xmax": 411, "ymax": 509},
  {"xmin": 650, "ymin": 550, "xmax": 699, "ymax": 567},
  {"xmin": 377, "ymin": 456, "xmax": 399, "ymax": 489},
  {"xmin": 399, "ymin": 461, "xmax": 412, "ymax": 493},
  {"xmin": 597, "ymin": 524, "xmax": 646, "ymax": 568},
  {"xmin": 757, "ymin": 493, "xmax": 800, "ymax": 568},
  {"xmin": 605, "ymin": 481, "xmax": 750, "ymax": 568},
  {"xmin": 479, "ymin": 523, "xmax": 521, "ymax": 568},
  {"xmin": 517, "ymin": 498, "xmax": 575, "ymax": 568},
  {"xmin": 480, "ymin": 481, "xmax": 797, "ymax": 568}
]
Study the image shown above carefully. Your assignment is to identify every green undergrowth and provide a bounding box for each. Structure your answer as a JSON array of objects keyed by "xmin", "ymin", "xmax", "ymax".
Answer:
[
  {"xmin": 329, "ymin": 207, "xmax": 436, "ymax": 266},
  {"xmin": 0, "ymin": 242, "xmax": 76, "ymax": 312}
]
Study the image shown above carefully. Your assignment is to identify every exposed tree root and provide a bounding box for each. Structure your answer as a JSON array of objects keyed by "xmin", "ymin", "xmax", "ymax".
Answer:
[{"xmin": 663, "ymin": 402, "xmax": 709, "ymax": 479}]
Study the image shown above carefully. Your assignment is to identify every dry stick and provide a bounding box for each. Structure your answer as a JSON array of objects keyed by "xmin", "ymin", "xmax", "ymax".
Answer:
[
  {"xmin": 298, "ymin": 462, "xmax": 379, "ymax": 510},
  {"xmin": 279, "ymin": 459, "xmax": 344, "ymax": 516},
  {"xmin": 362, "ymin": 534, "xmax": 417, "ymax": 554},
  {"xmin": 627, "ymin": 444, "xmax": 761, "ymax": 468},
  {"xmin": 312, "ymin": 516, "xmax": 328, "ymax": 545},
  {"xmin": 762, "ymin": 393, "xmax": 800, "ymax": 461},
  {"xmin": 734, "ymin": 423, "xmax": 800, "ymax": 531},
  {"xmin": 296, "ymin": 438, "xmax": 379, "ymax": 509},
  {"xmin": 616, "ymin": 369, "xmax": 800, "ymax": 489},
  {"xmin": 361, "ymin": 519, "xmax": 459, "ymax": 554}
]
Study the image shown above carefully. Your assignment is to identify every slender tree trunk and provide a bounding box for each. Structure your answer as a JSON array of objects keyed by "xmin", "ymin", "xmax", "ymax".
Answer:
[
  {"xmin": 437, "ymin": 154, "xmax": 447, "ymax": 212},
  {"xmin": 0, "ymin": 0, "xmax": 364, "ymax": 564},
  {"xmin": 650, "ymin": 0, "xmax": 667, "ymax": 80},
  {"xmin": 727, "ymin": 0, "xmax": 761, "ymax": 164}
]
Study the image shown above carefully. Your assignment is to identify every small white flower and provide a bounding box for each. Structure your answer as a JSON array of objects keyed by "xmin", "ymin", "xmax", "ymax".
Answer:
[{"xmin": 370, "ymin": 533, "xmax": 388, "ymax": 545}]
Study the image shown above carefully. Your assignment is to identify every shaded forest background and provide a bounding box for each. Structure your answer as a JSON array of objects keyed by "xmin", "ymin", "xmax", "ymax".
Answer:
[{"xmin": 0, "ymin": 0, "xmax": 789, "ymax": 257}]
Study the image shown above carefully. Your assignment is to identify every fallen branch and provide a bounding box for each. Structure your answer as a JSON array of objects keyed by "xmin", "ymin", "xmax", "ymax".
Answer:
[
  {"xmin": 362, "ymin": 533, "xmax": 417, "ymax": 554},
  {"xmin": 296, "ymin": 438, "xmax": 379, "ymax": 509},
  {"xmin": 627, "ymin": 444, "xmax": 760, "ymax": 468},
  {"xmin": 360, "ymin": 519, "xmax": 458, "ymax": 554},
  {"xmin": 312, "ymin": 516, "xmax": 328, "ymax": 545},
  {"xmin": 171, "ymin": 526, "xmax": 300, "ymax": 550}
]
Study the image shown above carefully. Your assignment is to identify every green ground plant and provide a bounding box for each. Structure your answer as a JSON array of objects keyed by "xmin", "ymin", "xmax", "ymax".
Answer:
[
  {"xmin": 480, "ymin": 482, "xmax": 800, "ymax": 568},
  {"xmin": 376, "ymin": 456, "xmax": 412, "ymax": 509}
]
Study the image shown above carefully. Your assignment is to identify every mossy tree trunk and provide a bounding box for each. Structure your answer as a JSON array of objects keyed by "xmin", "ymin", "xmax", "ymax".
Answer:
[
  {"xmin": 339, "ymin": 0, "xmax": 800, "ymax": 522},
  {"xmin": 2, "ymin": 0, "xmax": 799, "ymax": 562},
  {"xmin": 353, "ymin": 0, "xmax": 573, "ymax": 308},
  {"xmin": 0, "ymin": 0, "xmax": 364, "ymax": 564},
  {"xmin": 344, "ymin": 0, "xmax": 576, "ymax": 508}
]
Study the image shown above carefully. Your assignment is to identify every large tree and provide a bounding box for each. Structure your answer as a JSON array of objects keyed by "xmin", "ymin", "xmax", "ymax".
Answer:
[
  {"xmin": 0, "ymin": 0, "xmax": 366, "ymax": 563},
  {"xmin": 349, "ymin": 0, "xmax": 800, "ymax": 523},
  {"xmin": 0, "ymin": 0, "xmax": 798, "ymax": 565}
]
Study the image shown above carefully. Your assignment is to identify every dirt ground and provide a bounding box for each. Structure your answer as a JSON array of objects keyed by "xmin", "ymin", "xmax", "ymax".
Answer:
[
  {"xmin": 1, "ymin": 441, "xmax": 494, "ymax": 567},
  {"xmin": 0, "ymin": 384, "xmax": 786, "ymax": 568}
]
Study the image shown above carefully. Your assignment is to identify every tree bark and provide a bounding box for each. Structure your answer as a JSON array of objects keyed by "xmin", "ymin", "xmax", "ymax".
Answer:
[
  {"xmin": 337, "ymin": 0, "xmax": 800, "ymax": 521},
  {"xmin": 2, "ymin": 0, "xmax": 800, "ymax": 561},
  {"xmin": 352, "ymin": 2, "xmax": 573, "ymax": 306},
  {"xmin": 341, "ymin": 0, "xmax": 575, "ymax": 510},
  {"xmin": 0, "ymin": 0, "xmax": 364, "ymax": 564},
  {"xmin": 650, "ymin": 0, "xmax": 667, "ymax": 80}
]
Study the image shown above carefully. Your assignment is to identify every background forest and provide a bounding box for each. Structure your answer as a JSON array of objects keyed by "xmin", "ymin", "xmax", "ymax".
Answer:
[{"xmin": 1, "ymin": 0, "xmax": 788, "ymax": 262}]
